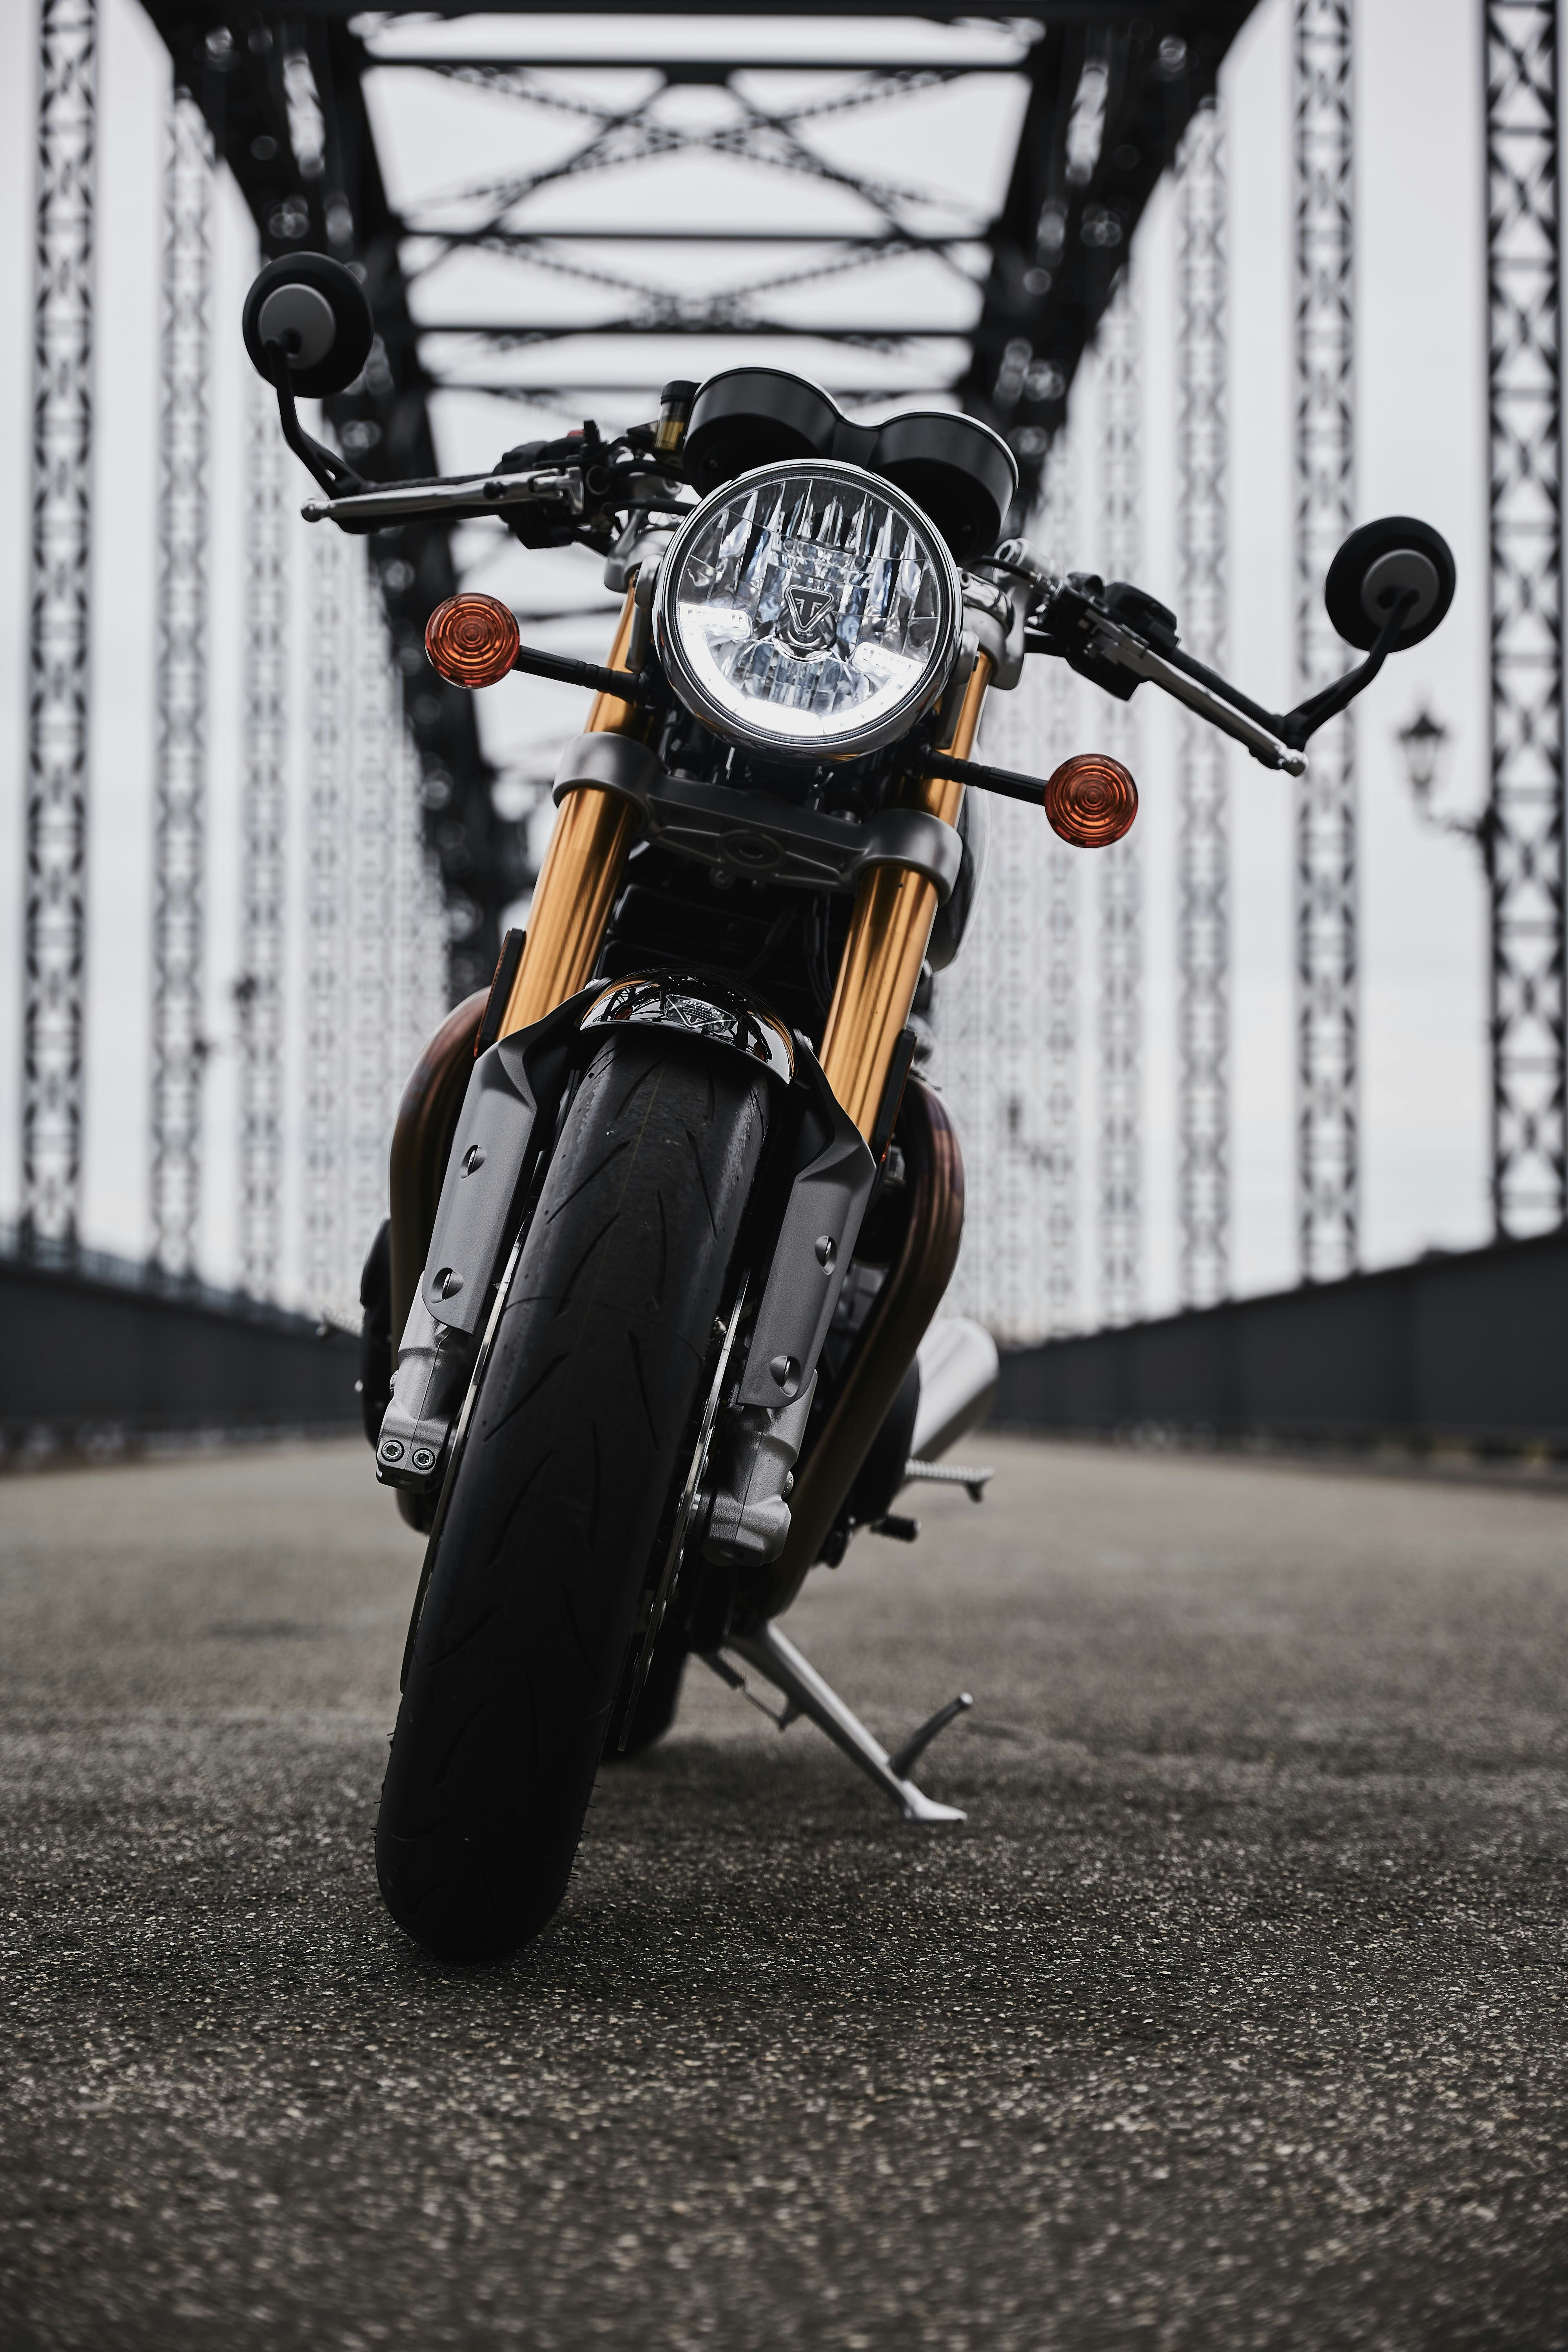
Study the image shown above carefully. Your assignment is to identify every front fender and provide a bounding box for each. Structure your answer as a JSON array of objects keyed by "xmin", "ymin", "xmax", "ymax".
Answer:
[{"xmin": 379, "ymin": 969, "xmax": 802, "ymax": 1498}]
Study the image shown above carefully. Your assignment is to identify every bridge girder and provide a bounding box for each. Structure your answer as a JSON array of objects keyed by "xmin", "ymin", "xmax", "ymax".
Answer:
[{"xmin": 138, "ymin": 0, "xmax": 1259, "ymax": 993}]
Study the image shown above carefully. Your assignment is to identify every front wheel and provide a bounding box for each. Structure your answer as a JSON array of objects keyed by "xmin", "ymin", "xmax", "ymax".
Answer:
[{"xmin": 376, "ymin": 1029, "xmax": 768, "ymax": 1960}]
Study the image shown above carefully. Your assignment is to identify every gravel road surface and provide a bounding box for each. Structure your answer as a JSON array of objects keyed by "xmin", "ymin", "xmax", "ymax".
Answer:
[{"xmin": 2, "ymin": 1435, "xmax": 1566, "ymax": 2351}]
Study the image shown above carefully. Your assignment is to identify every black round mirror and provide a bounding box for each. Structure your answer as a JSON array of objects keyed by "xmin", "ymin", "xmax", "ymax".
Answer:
[
  {"xmin": 242, "ymin": 254, "xmax": 374, "ymax": 400},
  {"xmin": 1324, "ymin": 515, "xmax": 1455, "ymax": 652}
]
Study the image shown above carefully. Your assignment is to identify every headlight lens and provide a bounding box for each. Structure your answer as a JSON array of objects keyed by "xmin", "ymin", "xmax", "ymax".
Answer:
[{"xmin": 655, "ymin": 460, "xmax": 961, "ymax": 757}]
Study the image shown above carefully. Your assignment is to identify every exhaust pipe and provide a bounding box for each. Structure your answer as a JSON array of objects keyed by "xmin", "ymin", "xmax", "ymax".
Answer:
[{"xmin": 909, "ymin": 1316, "xmax": 998, "ymax": 1464}]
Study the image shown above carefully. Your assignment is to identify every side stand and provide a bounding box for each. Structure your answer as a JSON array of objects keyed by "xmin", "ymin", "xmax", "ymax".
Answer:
[{"xmin": 715, "ymin": 1621, "xmax": 969, "ymax": 1824}]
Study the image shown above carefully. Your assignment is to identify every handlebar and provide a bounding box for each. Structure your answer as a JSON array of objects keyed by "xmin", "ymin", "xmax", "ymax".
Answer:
[
  {"xmin": 1025, "ymin": 581, "xmax": 1307, "ymax": 775},
  {"xmin": 274, "ymin": 358, "xmax": 1414, "ymax": 784},
  {"xmin": 301, "ymin": 467, "xmax": 589, "ymax": 529},
  {"xmin": 1018, "ymin": 566, "xmax": 1421, "ymax": 775}
]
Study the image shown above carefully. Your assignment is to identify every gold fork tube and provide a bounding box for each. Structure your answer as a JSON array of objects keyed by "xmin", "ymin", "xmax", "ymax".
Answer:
[
  {"xmin": 819, "ymin": 654, "xmax": 991, "ymax": 1140},
  {"xmin": 499, "ymin": 587, "xmax": 643, "ymax": 1036}
]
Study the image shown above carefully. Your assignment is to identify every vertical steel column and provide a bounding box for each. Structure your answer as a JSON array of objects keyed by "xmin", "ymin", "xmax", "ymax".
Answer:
[
  {"xmin": 973, "ymin": 672, "xmax": 1051, "ymax": 1345},
  {"xmin": 22, "ymin": 0, "xmax": 96, "ymax": 1256},
  {"xmin": 390, "ymin": 695, "xmax": 448, "ymax": 1085},
  {"xmin": 1293, "ymin": 0, "xmax": 1357, "ymax": 1280},
  {"xmin": 303, "ymin": 524, "xmax": 348, "ymax": 1308},
  {"xmin": 237, "ymin": 371, "xmax": 288, "ymax": 1298},
  {"xmin": 348, "ymin": 559, "xmax": 394, "ymax": 1284},
  {"xmin": 149, "ymin": 86, "xmax": 212, "ymax": 1281},
  {"xmin": 1486, "ymin": 2, "xmax": 1566, "ymax": 1234},
  {"xmin": 1176, "ymin": 94, "xmax": 1230, "ymax": 1306},
  {"xmin": 1098, "ymin": 274, "xmax": 1142, "ymax": 1327},
  {"xmin": 1040, "ymin": 428, "xmax": 1079, "ymax": 1334}
]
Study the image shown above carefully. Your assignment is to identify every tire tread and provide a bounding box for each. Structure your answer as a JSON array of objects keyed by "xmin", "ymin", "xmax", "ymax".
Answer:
[{"xmin": 375, "ymin": 1031, "xmax": 767, "ymax": 1960}]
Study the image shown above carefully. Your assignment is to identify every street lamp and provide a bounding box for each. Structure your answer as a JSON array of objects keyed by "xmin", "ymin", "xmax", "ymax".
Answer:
[
  {"xmin": 1394, "ymin": 702, "xmax": 1497, "ymax": 917},
  {"xmin": 1395, "ymin": 704, "xmax": 1488, "ymax": 860},
  {"xmin": 1397, "ymin": 705, "xmax": 1450, "ymax": 811}
]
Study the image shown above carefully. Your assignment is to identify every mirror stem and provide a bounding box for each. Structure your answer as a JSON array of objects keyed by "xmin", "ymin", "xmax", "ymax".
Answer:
[
  {"xmin": 263, "ymin": 340, "xmax": 367, "ymax": 500},
  {"xmin": 1278, "ymin": 589, "xmax": 1419, "ymax": 749}
]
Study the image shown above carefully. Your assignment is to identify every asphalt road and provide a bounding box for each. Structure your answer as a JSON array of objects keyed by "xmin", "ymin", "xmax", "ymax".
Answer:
[{"xmin": 2, "ymin": 1433, "xmax": 1566, "ymax": 2352}]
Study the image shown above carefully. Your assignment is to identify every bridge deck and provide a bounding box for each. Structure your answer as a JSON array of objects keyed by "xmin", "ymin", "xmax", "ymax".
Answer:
[{"xmin": 3, "ymin": 1437, "xmax": 1565, "ymax": 2348}]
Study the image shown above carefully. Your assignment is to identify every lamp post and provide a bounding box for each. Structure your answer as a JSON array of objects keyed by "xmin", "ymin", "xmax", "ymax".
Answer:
[
  {"xmin": 1395, "ymin": 705, "xmax": 1489, "ymax": 865},
  {"xmin": 1397, "ymin": 705, "xmax": 1450, "ymax": 810}
]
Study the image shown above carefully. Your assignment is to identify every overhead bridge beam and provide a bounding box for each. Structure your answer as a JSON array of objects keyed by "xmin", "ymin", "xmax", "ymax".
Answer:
[
  {"xmin": 410, "ymin": 230, "xmax": 990, "ymax": 248},
  {"xmin": 139, "ymin": 0, "xmax": 1260, "ymax": 993},
  {"xmin": 376, "ymin": 55, "xmax": 1028, "ymax": 78},
  {"xmin": 418, "ymin": 322, "xmax": 978, "ymax": 341}
]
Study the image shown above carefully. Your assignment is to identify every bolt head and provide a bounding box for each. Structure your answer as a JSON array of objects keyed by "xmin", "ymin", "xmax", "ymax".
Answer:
[
  {"xmin": 814, "ymin": 1234, "xmax": 837, "ymax": 1270},
  {"xmin": 379, "ymin": 1438, "xmax": 405, "ymax": 1462},
  {"xmin": 769, "ymin": 1352, "xmax": 799, "ymax": 1392},
  {"xmin": 432, "ymin": 1267, "xmax": 463, "ymax": 1299},
  {"xmin": 461, "ymin": 1145, "xmax": 485, "ymax": 1175},
  {"xmin": 410, "ymin": 1446, "xmax": 436, "ymax": 1472}
]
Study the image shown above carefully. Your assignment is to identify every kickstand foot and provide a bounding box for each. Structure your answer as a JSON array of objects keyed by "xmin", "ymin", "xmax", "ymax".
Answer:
[{"xmin": 717, "ymin": 1622, "xmax": 966, "ymax": 1824}]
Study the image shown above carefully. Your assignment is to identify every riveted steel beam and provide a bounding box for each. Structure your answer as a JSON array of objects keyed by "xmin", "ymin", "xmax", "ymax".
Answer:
[
  {"xmin": 23, "ymin": 0, "xmax": 96, "ymax": 1259},
  {"xmin": 1486, "ymin": 0, "xmax": 1566, "ymax": 1237}
]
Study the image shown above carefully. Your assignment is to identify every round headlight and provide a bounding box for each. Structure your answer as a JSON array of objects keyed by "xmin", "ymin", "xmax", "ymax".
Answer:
[{"xmin": 654, "ymin": 460, "xmax": 961, "ymax": 758}]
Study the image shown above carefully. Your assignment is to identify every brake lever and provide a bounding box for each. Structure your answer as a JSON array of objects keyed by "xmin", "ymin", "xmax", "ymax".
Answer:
[
  {"xmin": 1028, "ymin": 593, "xmax": 1307, "ymax": 776},
  {"xmin": 1028, "ymin": 573, "xmax": 1422, "ymax": 777}
]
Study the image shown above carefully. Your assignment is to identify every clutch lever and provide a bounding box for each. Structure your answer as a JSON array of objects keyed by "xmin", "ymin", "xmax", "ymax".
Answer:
[{"xmin": 301, "ymin": 466, "xmax": 585, "ymax": 530}]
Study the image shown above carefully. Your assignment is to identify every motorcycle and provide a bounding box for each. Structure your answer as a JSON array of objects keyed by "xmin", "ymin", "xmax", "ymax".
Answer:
[{"xmin": 243, "ymin": 252, "xmax": 1455, "ymax": 1961}]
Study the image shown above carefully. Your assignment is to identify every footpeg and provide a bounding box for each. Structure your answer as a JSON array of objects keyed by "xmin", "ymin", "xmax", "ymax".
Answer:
[
  {"xmin": 904, "ymin": 1458, "xmax": 993, "ymax": 1502},
  {"xmin": 709, "ymin": 1622, "xmax": 967, "ymax": 1824}
]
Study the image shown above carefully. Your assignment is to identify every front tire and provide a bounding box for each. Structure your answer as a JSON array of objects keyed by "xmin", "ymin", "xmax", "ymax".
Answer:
[{"xmin": 376, "ymin": 1030, "xmax": 768, "ymax": 1960}]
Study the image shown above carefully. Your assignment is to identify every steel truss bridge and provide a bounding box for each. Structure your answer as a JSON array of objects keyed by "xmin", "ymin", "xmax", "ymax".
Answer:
[{"xmin": 15, "ymin": 0, "xmax": 1568, "ymax": 1355}]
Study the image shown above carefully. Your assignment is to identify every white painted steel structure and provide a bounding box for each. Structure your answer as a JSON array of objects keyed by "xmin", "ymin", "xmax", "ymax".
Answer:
[
  {"xmin": 1175, "ymin": 96, "xmax": 1230, "ymax": 1308},
  {"xmin": 149, "ymin": 87, "xmax": 213, "ymax": 1282},
  {"xmin": 22, "ymin": 0, "xmax": 96, "ymax": 1256},
  {"xmin": 1292, "ymin": 0, "xmax": 1358, "ymax": 1282}
]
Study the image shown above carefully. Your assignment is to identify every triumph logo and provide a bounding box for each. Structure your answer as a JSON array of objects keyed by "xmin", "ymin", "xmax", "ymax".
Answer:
[{"xmin": 779, "ymin": 581, "xmax": 839, "ymax": 654}]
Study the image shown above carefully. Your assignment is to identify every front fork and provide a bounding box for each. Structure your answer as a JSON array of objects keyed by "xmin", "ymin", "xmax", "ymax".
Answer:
[
  {"xmin": 498, "ymin": 578, "xmax": 991, "ymax": 1143},
  {"xmin": 818, "ymin": 653, "xmax": 990, "ymax": 1140},
  {"xmin": 381, "ymin": 595, "xmax": 986, "ymax": 1546},
  {"xmin": 494, "ymin": 588, "xmax": 644, "ymax": 1037}
]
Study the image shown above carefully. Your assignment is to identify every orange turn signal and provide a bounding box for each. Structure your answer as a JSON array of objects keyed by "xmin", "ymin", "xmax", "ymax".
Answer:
[
  {"xmin": 1044, "ymin": 752, "xmax": 1138, "ymax": 848},
  {"xmin": 425, "ymin": 593, "xmax": 521, "ymax": 689}
]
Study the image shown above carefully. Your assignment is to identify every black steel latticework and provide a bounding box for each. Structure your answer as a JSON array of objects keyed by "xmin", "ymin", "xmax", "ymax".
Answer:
[
  {"xmin": 1293, "ymin": 0, "xmax": 1357, "ymax": 1282},
  {"xmin": 1098, "ymin": 276, "xmax": 1142, "ymax": 1328},
  {"xmin": 236, "ymin": 373, "xmax": 287, "ymax": 1300},
  {"xmin": 1486, "ymin": 1, "xmax": 1566, "ymax": 1236},
  {"xmin": 23, "ymin": 0, "xmax": 96, "ymax": 1256},
  {"xmin": 1175, "ymin": 95, "xmax": 1230, "ymax": 1307},
  {"xmin": 149, "ymin": 85, "xmax": 212, "ymax": 1281}
]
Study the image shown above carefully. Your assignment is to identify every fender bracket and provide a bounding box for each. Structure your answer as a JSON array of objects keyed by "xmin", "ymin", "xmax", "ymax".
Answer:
[
  {"xmin": 739, "ymin": 1047, "xmax": 878, "ymax": 1415},
  {"xmin": 417, "ymin": 989, "xmax": 590, "ymax": 1337}
]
